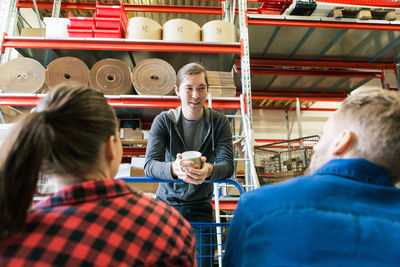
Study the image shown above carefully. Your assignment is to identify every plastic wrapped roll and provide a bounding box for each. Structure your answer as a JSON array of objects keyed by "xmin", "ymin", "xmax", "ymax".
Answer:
[
  {"xmin": 126, "ymin": 17, "xmax": 162, "ymax": 40},
  {"xmin": 163, "ymin": 19, "xmax": 201, "ymax": 42},
  {"xmin": 132, "ymin": 58, "xmax": 176, "ymax": 96},
  {"xmin": 0, "ymin": 57, "xmax": 45, "ymax": 93},
  {"xmin": 45, "ymin": 57, "xmax": 89, "ymax": 90},
  {"xmin": 89, "ymin": 58, "xmax": 132, "ymax": 95},
  {"xmin": 202, "ymin": 20, "xmax": 239, "ymax": 43}
]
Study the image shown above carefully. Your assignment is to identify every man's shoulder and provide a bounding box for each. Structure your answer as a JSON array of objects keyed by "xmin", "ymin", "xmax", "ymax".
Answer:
[
  {"xmin": 239, "ymin": 175, "xmax": 330, "ymax": 212},
  {"xmin": 153, "ymin": 110, "xmax": 174, "ymax": 124}
]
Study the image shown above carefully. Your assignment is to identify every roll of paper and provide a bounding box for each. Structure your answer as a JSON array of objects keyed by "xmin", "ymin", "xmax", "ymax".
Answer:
[
  {"xmin": 0, "ymin": 57, "xmax": 45, "ymax": 93},
  {"xmin": 126, "ymin": 17, "xmax": 162, "ymax": 40},
  {"xmin": 45, "ymin": 57, "xmax": 90, "ymax": 90},
  {"xmin": 163, "ymin": 19, "xmax": 201, "ymax": 42},
  {"xmin": 131, "ymin": 58, "xmax": 176, "ymax": 95},
  {"xmin": 89, "ymin": 58, "xmax": 132, "ymax": 95},
  {"xmin": 202, "ymin": 20, "xmax": 239, "ymax": 43}
]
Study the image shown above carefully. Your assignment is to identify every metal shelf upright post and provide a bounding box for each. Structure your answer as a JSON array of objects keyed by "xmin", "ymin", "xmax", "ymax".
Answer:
[
  {"xmin": 238, "ymin": 0, "xmax": 260, "ymax": 190},
  {"xmin": 0, "ymin": 0, "xmax": 18, "ymax": 64}
]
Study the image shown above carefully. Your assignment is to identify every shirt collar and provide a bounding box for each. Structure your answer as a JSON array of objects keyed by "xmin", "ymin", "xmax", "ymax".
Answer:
[
  {"xmin": 34, "ymin": 179, "xmax": 133, "ymax": 209},
  {"xmin": 315, "ymin": 158, "xmax": 393, "ymax": 187}
]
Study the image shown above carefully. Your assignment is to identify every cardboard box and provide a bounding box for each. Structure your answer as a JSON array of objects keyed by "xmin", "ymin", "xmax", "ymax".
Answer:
[
  {"xmin": 121, "ymin": 128, "xmax": 142, "ymax": 140},
  {"xmin": 130, "ymin": 166, "xmax": 145, "ymax": 177},
  {"xmin": 126, "ymin": 157, "xmax": 158, "ymax": 193},
  {"xmin": 128, "ymin": 167, "xmax": 158, "ymax": 193},
  {"xmin": 20, "ymin": 28, "xmax": 46, "ymax": 37},
  {"xmin": 226, "ymin": 185, "xmax": 240, "ymax": 196},
  {"xmin": 126, "ymin": 182, "xmax": 158, "ymax": 194}
]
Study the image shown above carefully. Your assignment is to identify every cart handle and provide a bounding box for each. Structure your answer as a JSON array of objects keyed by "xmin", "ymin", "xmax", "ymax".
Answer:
[{"xmin": 117, "ymin": 177, "xmax": 244, "ymax": 195}]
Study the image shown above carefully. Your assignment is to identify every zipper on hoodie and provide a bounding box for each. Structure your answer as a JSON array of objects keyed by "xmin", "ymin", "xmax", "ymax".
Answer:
[
  {"xmin": 171, "ymin": 110, "xmax": 212, "ymax": 201},
  {"xmin": 172, "ymin": 122, "xmax": 192, "ymax": 200}
]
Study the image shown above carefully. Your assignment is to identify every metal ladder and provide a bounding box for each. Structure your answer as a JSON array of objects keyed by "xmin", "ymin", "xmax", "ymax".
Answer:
[{"xmin": 207, "ymin": 91, "xmax": 259, "ymax": 266}]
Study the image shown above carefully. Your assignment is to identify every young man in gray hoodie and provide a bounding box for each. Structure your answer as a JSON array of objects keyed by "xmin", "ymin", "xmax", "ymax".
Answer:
[{"xmin": 144, "ymin": 62, "xmax": 234, "ymax": 265}]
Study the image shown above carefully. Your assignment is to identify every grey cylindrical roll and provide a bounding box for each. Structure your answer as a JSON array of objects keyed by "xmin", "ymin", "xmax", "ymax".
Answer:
[
  {"xmin": 45, "ymin": 57, "xmax": 89, "ymax": 90},
  {"xmin": 131, "ymin": 58, "xmax": 176, "ymax": 95},
  {"xmin": 0, "ymin": 57, "xmax": 45, "ymax": 93},
  {"xmin": 89, "ymin": 58, "xmax": 132, "ymax": 95}
]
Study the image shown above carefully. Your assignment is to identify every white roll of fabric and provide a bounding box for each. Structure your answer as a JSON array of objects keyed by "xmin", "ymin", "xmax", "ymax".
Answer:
[
  {"xmin": 131, "ymin": 58, "xmax": 176, "ymax": 96},
  {"xmin": 126, "ymin": 17, "xmax": 162, "ymax": 40},
  {"xmin": 163, "ymin": 19, "xmax": 201, "ymax": 42},
  {"xmin": 0, "ymin": 57, "xmax": 45, "ymax": 93},
  {"xmin": 202, "ymin": 20, "xmax": 239, "ymax": 43}
]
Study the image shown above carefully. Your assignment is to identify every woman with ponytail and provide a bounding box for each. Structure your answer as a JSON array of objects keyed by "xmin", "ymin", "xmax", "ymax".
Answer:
[{"xmin": 0, "ymin": 85, "xmax": 196, "ymax": 266}]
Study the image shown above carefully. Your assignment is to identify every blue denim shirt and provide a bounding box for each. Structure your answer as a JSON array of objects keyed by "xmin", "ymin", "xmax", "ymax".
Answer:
[{"xmin": 223, "ymin": 159, "xmax": 400, "ymax": 267}]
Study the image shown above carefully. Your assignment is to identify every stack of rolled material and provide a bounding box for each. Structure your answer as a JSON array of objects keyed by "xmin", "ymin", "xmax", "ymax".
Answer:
[
  {"xmin": 45, "ymin": 57, "xmax": 90, "ymax": 90},
  {"xmin": 206, "ymin": 71, "xmax": 237, "ymax": 97},
  {"xmin": 0, "ymin": 57, "xmax": 45, "ymax": 93},
  {"xmin": 163, "ymin": 19, "xmax": 201, "ymax": 42},
  {"xmin": 126, "ymin": 17, "xmax": 162, "ymax": 40},
  {"xmin": 131, "ymin": 58, "xmax": 176, "ymax": 96},
  {"xmin": 202, "ymin": 20, "xmax": 239, "ymax": 43},
  {"xmin": 89, "ymin": 58, "xmax": 132, "ymax": 95}
]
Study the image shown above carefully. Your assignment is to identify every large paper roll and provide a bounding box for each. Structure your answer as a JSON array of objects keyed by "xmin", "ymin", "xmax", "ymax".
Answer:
[
  {"xmin": 0, "ymin": 57, "xmax": 45, "ymax": 93},
  {"xmin": 45, "ymin": 57, "xmax": 89, "ymax": 90},
  {"xmin": 89, "ymin": 58, "xmax": 132, "ymax": 95},
  {"xmin": 131, "ymin": 58, "xmax": 176, "ymax": 96},
  {"xmin": 202, "ymin": 20, "xmax": 239, "ymax": 43},
  {"xmin": 163, "ymin": 19, "xmax": 201, "ymax": 42},
  {"xmin": 126, "ymin": 17, "xmax": 162, "ymax": 40}
]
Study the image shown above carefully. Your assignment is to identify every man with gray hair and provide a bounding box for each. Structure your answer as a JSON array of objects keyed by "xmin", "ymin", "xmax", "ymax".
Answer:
[{"xmin": 223, "ymin": 89, "xmax": 400, "ymax": 266}]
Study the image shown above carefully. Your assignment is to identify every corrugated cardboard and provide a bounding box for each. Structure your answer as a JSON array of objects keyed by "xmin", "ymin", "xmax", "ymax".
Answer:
[
  {"xmin": 226, "ymin": 186, "xmax": 240, "ymax": 196},
  {"xmin": 127, "ymin": 157, "xmax": 159, "ymax": 193},
  {"xmin": 20, "ymin": 28, "xmax": 46, "ymax": 37}
]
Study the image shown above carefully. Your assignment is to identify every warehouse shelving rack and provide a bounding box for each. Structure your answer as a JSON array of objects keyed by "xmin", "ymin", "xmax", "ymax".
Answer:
[
  {"xmin": 240, "ymin": 11, "xmax": 400, "ymax": 96},
  {"xmin": 0, "ymin": 0, "xmax": 261, "ymax": 193}
]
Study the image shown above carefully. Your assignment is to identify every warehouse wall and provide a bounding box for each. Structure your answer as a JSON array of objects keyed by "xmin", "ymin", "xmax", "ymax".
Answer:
[{"xmin": 252, "ymin": 78, "xmax": 384, "ymax": 142}]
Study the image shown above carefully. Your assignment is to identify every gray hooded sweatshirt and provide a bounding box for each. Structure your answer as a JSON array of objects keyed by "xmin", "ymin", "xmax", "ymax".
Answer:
[{"xmin": 144, "ymin": 106, "xmax": 234, "ymax": 205}]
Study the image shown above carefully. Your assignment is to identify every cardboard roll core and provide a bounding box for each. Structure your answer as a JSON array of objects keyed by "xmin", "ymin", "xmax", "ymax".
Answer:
[
  {"xmin": 0, "ymin": 57, "xmax": 45, "ymax": 93},
  {"xmin": 89, "ymin": 58, "xmax": 132, "ymax": 95},
  {"xmin": 132, "ymin": 58, "xmax": 176, "ymax": 96},
  {"xmin": 45, "ymin": 57, "xmax": 89, "ymax": 90}
]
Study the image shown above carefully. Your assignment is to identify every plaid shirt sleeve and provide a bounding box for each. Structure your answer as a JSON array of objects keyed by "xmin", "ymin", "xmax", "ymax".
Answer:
[{"xmin": 0, "ymin": 179, "xmax": 197, "ymax": 267}]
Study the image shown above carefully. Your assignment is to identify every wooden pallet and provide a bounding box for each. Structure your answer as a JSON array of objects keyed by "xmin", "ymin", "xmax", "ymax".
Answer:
[{"xmin": 329, "ymin": 7, "xmax": 397, "ymax": 21}]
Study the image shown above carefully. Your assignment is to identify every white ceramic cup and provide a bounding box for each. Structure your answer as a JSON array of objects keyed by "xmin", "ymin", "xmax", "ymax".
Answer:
[{"xmin": 181, "ymin": 151, "xmax": 202, "ymax": 167}]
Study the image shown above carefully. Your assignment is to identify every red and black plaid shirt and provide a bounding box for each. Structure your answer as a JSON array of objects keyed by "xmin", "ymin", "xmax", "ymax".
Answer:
[{"xmin": 0, "ymin": 179, "xmax": 196, "ymax": 266}]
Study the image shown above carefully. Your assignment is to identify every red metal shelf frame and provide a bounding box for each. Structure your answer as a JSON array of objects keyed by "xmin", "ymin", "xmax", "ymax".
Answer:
[
  {"xmin": 16, "ymin": 1, "xmax": 260, "ymax": 15},
  {"xmin": 211, "ymin": 199, "xmax": 239, "ymax": 211},
  {"xmin": 239, "ymin": 68, "xmax": 383, "ymax": 79},
  {"xmin": 236, "ymin": 58, "xmax": 396, "ymax": 71},
  {"xmin": 247, "ymin": 17, "xmax": 400, "ymax": 31},
  {"xmin": 122, "ymin": 147, "xmax": 147, "ymax": 156},
  {"xmin": 315, "ymin": 0, "xmax": 400, "ymax": 8},
  {"xmin": 0, "ymin": 95, "xmax": 242, "ymax": 109},
  {"xmin": 251, "ymin": 91, "xmax": 346, "ymax": 101},
  {"xmin": 1, "ymin": 36, "xmax": 241, "ymax": 54}
]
